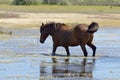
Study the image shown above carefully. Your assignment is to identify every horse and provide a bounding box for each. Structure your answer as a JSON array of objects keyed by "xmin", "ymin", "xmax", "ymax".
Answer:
[{"xmin": 40, "ymin": 22, "xmax": 99, "ymax": 57}]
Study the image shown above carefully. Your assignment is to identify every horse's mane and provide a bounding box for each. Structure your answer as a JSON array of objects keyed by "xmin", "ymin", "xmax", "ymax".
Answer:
[{"xmin": 45, "ymin": 22, "xmax": 66, "ymax": 26}]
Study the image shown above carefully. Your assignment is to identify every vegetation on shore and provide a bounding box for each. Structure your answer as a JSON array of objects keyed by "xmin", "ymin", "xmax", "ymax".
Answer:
[
  {"xmin": 0, "ymin": 4, "xmax": 120, "ymax": 14},
  {"xmin": 0, "ymin": 0, "xmax": 120, "ymax": 6},
  {"xmin": 0, "ymin": 0, "xmax": 119, "ymax": 14}
]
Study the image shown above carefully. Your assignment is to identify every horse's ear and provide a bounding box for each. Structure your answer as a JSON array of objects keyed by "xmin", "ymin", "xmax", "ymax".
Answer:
[
  {"xmin": 42, "ymin": 23, "xmax": 44, "ymax": 26},
  {"xmin": 40, "ymin": 23, "xmax": 44, "ymax": 30},
  {"xmin": 54, "ymin": 23, "xmax": 57, "ymax": 30}
]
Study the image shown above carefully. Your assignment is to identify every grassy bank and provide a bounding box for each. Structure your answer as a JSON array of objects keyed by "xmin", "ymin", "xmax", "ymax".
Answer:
[{"xmin": 0, "ymin": 4, "xmax": 120, "ymax": 14}]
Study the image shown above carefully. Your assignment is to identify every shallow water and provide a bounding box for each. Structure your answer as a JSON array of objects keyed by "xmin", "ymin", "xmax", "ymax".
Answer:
[{"xmin": 0, "ymin": 27, "xmax": 120, "ymax": 80}]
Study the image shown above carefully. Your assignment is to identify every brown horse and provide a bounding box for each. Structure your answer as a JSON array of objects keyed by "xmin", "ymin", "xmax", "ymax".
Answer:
[{"xmin": 40, "ymin": 22, "xmax": 99, "ymax": 57}]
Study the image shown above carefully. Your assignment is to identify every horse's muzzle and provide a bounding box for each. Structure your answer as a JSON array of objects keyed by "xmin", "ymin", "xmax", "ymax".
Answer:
[{"xmin": 40, "ymin": 40, "xmax": 44, "ymax": 43}]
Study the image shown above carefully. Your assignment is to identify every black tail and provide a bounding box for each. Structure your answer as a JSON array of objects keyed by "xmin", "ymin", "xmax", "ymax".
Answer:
[{"xmin": 87, "ymin": 22, "xmax": 99, "ymax": 33}]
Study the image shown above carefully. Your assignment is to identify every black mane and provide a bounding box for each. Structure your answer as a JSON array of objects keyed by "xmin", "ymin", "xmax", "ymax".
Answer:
[{"xmin": 45, "ymin": 22, "xmax": 66, "ymax": 27}]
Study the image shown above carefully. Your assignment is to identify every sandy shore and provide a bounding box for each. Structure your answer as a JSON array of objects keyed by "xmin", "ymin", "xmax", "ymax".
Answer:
[{"xmin": 0, "ymin": 11, "xmax": 120, "ymax": 28}]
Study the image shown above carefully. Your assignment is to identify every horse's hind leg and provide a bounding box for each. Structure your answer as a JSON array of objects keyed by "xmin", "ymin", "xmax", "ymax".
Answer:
[
  {"xmin": 87, "ymin": 43, "xmax": 96, "ymax": 57},
  {"xmin": 80, "ymin": 45, "xmax": 88, "ymax": 57}
]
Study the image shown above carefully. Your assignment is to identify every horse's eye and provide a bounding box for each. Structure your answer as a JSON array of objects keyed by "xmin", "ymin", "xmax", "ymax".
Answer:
[{"xmin": 41, "ymin": 28, "xmax": 46, "ymax": 33}]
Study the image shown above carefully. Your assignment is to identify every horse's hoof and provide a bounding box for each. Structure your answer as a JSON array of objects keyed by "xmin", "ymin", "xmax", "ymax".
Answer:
[
  {"xmin": 51, "ymin": 53, "xmax": 56, "ymax": 56},
  {"xmin": 92, "ymin": 55, "xmax": 95, "ymax": 57},
  {"xmin": 67, "ymin": 55, "xmax": 70, "ymax": 57},
  {"xmin": 84, "ymin": 55, "xmax": 87, "ymax": 57}
]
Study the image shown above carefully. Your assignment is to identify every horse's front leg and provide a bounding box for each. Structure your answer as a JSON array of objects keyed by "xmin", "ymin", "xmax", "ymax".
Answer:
[
  {"xmin": 64, "ymin": 46, "xmax": 70, "ymax": 56},
  {"xmin": 52, "ymin": 44, "xmax": 57, "ymax": 56},
  {"xmin": 80, "ymin": 45, "xmax": 88, "ymax": 57}
]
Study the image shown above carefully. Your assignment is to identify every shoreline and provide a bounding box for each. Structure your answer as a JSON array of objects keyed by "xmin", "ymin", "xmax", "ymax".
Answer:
[{"xmin": 0, "ymin": 11, "xmax": 120, "ymax": 29}]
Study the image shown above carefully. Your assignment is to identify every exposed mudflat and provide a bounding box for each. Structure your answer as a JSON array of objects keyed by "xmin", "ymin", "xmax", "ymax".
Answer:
[{"xmin": 0, "ymin": 27, "xmax": 120, "ymax": 80}]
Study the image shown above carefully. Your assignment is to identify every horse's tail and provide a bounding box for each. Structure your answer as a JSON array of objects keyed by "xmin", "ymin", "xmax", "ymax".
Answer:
[{"xmin": 87, "ymin": 22, "xmax": 99, "ymax": 33}]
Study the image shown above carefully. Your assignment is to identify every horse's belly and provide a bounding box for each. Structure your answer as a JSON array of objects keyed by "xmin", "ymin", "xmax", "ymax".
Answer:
[
  {"xmin": 57, "ymin": 40, "xmax": 79, "ymax": 46},
  {"xmin": 68, "ymin": 38, "xmax": 79, "ymax": 46},
  {"xmin": 69, "ymin": 42, "xmax": 79, "ymax": 46}
]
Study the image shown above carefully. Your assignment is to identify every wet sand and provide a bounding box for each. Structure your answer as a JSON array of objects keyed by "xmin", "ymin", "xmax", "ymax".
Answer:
[{"xmin": 0, "ymin": 27, "xmax": 120, "ymax": 80}]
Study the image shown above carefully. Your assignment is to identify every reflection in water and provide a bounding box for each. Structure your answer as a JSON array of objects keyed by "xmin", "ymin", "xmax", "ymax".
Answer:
[{"xmin": 40, "ymin": 57, "xmax": 95, "ymax": 79}]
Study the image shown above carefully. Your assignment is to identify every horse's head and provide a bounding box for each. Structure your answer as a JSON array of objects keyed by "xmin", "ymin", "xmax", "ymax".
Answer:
[{"xmin": 40, "ymin": 22, "xmax": 56, "ymax": 43}]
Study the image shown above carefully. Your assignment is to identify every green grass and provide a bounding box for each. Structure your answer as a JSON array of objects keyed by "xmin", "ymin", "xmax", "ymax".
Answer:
[
  {"xmin": 0, "ymin": 4, "xmax": 120, "ymax": 14},
  {"xmin": 0, "ymin": 0, "xmax": 13, "ymax": 4}
]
